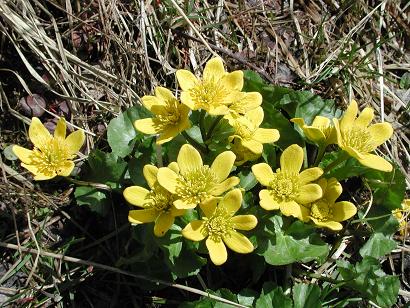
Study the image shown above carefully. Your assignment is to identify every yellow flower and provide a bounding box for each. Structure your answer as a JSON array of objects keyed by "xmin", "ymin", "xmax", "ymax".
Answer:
[
  {"xmin": 157, "ymin": 144, "xmax": 239, "ymax": 209},
  {"xmin": 134, "ymin": 87, "xmax": 191, "ymax": 144},
  {"xmin": 123, "ymin": 165, "xmax": 185, "ymax": 237},
  {"xmin": 226, "ymin": 91, "xmax": 263, "ymax": 118},
  {"xmin": 228, "ymin": 107, "xmax": 280, "ymax": 156},
  {"xmin": 252, "ymin": 144, "xmax": 323, "ymax": 221},
  {"xmin": 182, "ymin": 189, "xmax": 257, "ymax": 265},
  {"xmin": 333, "ymin": 100, "xmax": 393, "ymax": 172},
  {"xmin": 13, "ymin": 117, "xmax": 85, "ymax": 180},
  {"xmin": 308, "ymin": 178, "xmax": 357, "ymax": 230},
  {"xmin": 393, "ymin": 199, "xmax": 410, "ymax": 236},
  {"xmin": 291, "ymin": 116, "xmax": 336, "ymax": 146},
  {"xmin": 230, "ymin": 139, "xmax": 260, "ymax": 166},
  {"xmin": 176, "ymin": 57, "xmax": 243, "ymax": 115}
]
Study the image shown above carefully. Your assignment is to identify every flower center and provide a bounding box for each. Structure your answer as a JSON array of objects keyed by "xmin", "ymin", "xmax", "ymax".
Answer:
[
  {"xmin": 31, "ymin": 138, "xmax": 72, "ymax": 176},
  {"xmin": 176, "ymin": 166, "xmax": 218, "ymax": 205},
  {"xmin": 310, "ymin": 200, "xmax": 333, "ymax": 221},
  {"xmin": 269, "ymin": 171, "xmax": 300, "ymax": 202},
  {"xmin": 342, "ymin": 128, "xmax": 373, "ymax": 153},
  {"xmin": 147, "ymin": 185, "xmax": 174, "ymax": 212},
  {"xmin": 204, "ymin": 208, "xmax": 233, "ymax": 242},
  {"xmin": 189, "ymin": 79, "xmax": 229, "ymax": 110},
  {"xmin": 154, "ymin": 99, "xmax": 182, "ymax": 129},
  {"xmin": 318, "ymin": 125, "xmax": 334, "ymax": 140},
  {"xmin": 234, "ymin": 122, "xmax": 254, "ymax": 140}
]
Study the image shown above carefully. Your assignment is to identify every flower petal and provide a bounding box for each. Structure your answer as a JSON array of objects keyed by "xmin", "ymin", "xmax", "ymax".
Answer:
[
  {"xmin": 280, "ymin": 144, "xmax": 303, "ymax": 174},
  {"xmin": 295, "ymin": 184, "xmax": 323, "ymax": 204},
  {"xmin": 340, "ymin": 100, "xmax": 358, "ymax": 131},
  {"xmin": 154, "ymin": 212, "xmax": 175, "ymax": 237},
  {"xmin": 123, "ymin": 186, "xmax": 150, "ymax": 207},
  {"xmin": 312, "ymin": 116, "xmax": 331, "ymax": 128},
  {"xmin": 235, "ymin": 92, "xmax": 262, "ymax": 112},
  {"xmin": 240, "ymin": 139, "xmax": 263, "ymax": 155},
  {"xmin": 13, "ymin": 146, "xmax": 33, "ymax": 164},
  {"xmin": 322, "ymin": 178, "xmax": 342, "ymax": 203},
  {"xmin": 246, "ymin": 107, "xmax": 264, "ymax": 127},
  {"xmin": 54, "ymin": 118, "xmax": 66, "ymax": 139},
  {"xmin": 210, "ymin": 151, "xmax": 236, "ymax": 182},
  {"xmin": 211, "ymin": 177, "xmax": 239, "ymax": 196},
  {"xmin": 220, "ymin": 189, "xmax": 242, "ymax": 215},
  {"xmin": 221, "ymin": 71, "xmax": 243, "ymax": 91},
  {"xmin": 223, "ymin": 231, "xmax": 254, "ymax": 254},
  {"xmin": 143, "ymin": 165, "xmax": 158, "ymax": 189},
  {"xmin": 253, "ymin": 128, "xmax": 280, "ymax": 144},
  {"xmin": 356, "ymin": 153, "xmax": 392, "ymax": 172},
  {"xmin": 177, "ymin": 144, "xmax": 203, "ymax": 175},
  {"xmin": 65, "ymin": 130, "xmax": 85, "ymax": 155},
  {"xmin": 33, "ymin": 172, "xmax": 56, "ymax": 181},
  {"xmin": 180, "ymin": 92, "xmax": 197, "ymax": 110},
  {"xmin": 280, "ymin": 201, "xmax": 310, "ymax": 222},
  {"xmin": 354, "ymin": 107, "xmax": 374, "ymax": 127},
  {"xmin": 168, "ymin": 162, "xmax": 180, "ymax": 174},
  {"xmin": 252, "ymin": 163, "xmax": 275, "ymax": 187},
  {"xmin": 157, "ymin": 167, "xmax": 179, "ymax": 194},
  {"xmin": 29, "ymin": 117, "xmax": 51, "ymax": 148},
  {"xmin": 154, "ymin": 87, "xmax": 176, "ymax": 103},
  {"xmin": 303, "ymin": 127, "xmax": 326, "ymax": 144},
  {"xmin": 310, "ymin": 218, "xmax": 343, "ymax": 231},
  {"xmin": 206, "ymin": 238, "xmax": 227, "ymax": 266},
  {"xmin": 368, "ymin": 122, "xmax": 393, "ymax": 148},
  {"xmin": 169, "ymin": 206, "xmax": 186, "ymax": 217},
  {"xmin": 203, "ymin": 57, "xmax": 225, "ymax": 81},
  {"xmin": 157, "ymin": 126, "xmax": 180, "ymax": 145},
  {"xmin": 333, "ymin": 201, "xmax": 357, "ymax": 221},
  {"xmin": 182, "ymin": 220, "xmax": 207, "ymax": 241},
  {"xmin": 57, "ymin": 161, "xmax": 74, "ymax": 177},
  {"xmin": 128, "ymin": 208, "xmax": 157, "ymax": 224},
  {"xmin": 259, "ymin": 189, "xmax": 280, "ymax": 210},
  {"xmin": 298, "ymin": 167, "xmax": 323, "ymax": 185},
  {"xmin": 208, "ymin": 104, "xmax": 230, "ymax": 115},
  {"xmin": 141, "ymin": 95, "xmax": 164, "ymax": 111},
  {"xmin": 176, "ymin": 69, "xmax": 198, "ymax": 91},
  {"xmin": 21, "ymin": 163, "xmax": 54, "ymax": 180},
  {"xmin": 230, "ymin": 215, "xmax": 258, "ymax": 230},
  {"xmin": 199, "ymin": 198, "xmax": 218, "ymax": 217},
  {"xmin": 134, "ymin": 118, "xmax": 159, "ymax": 134},
  {"xmin": 174, "ymin": 199, "xmax": 197, "ymax": 209}
]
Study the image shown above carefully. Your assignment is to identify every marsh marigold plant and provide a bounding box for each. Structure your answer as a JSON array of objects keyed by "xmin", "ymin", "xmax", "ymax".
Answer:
[
  {"xmin": 13, "ymin": 117, "xmax": 85, "ymax": 180},
  {"xmin": 291, "ymin": 116, "xmax": 336, "ymax": 146}
]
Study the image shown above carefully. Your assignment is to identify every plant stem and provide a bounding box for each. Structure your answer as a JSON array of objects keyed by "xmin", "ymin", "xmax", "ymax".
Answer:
[
  {"xmin": 65, "ymin": 177, "xmax": 112, "ymax": 191},
  {"xmin": 206, "ymin": 115, "xmax": 223, "ymax": 140},
  {"xmin": 181, "ymin": 131, "xmax": 207, "ymax": 153},
  {"xmin": 313, "ymin": 145, "xmax": 327, "ymax": 167},
  {"xmin": 323, "ymin": 151, "xmax": 350, "ymax": 174},
  {"xmin": 199, "ymin": 109, "xmax": 206, "ymax": 142}
]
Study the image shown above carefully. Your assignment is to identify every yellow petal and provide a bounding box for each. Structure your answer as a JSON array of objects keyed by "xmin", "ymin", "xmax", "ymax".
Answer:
[
  {"xmin": 180, "ymin": 92, "xmax": 198, "ymax": 110},
  {"xmin": 199, "ymin": 198, "xmax": 218, "ymax": 217},
  {"xmin": 253, "ymin": 128, "xmax": 280, "ymax": 144},
  {"xmin": 54, "ymin": 118, "xmax": 66, "ymax": 139},
  {"xmin": 356, "ymin": 153, "xmax": 392, "ymax": 172},
  {"xmin": 33, "ymin": 172, "xmax": 56, "ymax": 181},
  {"xmin": 295, "ymin": 184, "xmax": 323, "ymax": 204},
  {"xmin": 303, "ymin": 127, "xmax": 326, "ymax": 144},
  {"xmin": 332, "ymin": 118, "xmax": 343, "ymax": 146},
  {"xmin": 13, "ymin": 145, "xmax": 33, "ymax": 164},
  {"xmin": 208, "ymin": 104, "xmax": 230, "ymax": 115},
  {"xmin": 280, "ymin": 144, "xmax": 303, "ymax": 174},
  {"xmin": 169, "ymin": 206, "xmax": 186, "ymax": 217},
  {"xmin": 291, "ymin": 117, "xmax": 306, "ymax": 127},
  {"xmin": 236, "ymin": 92, "xmax": 262, "ymax": 112},
  {"xmin": 312, "ymin": 116, "xmax": 331, "ymax": 128},
  {"xmin": 203, "ymin": 57, "xmax": 225, "ymax": 81},
  {"xmin": 154, "ymin": 87, "xmax": 176, "ymax": 103},
  {"xmin": 182, "ymin": 220, "xmax": 207, "ymax": 241},
  {"xmin": 246, "ymin": 107, "xmax": 264, "ymax": 127},
  {"xmin": 223, "ymin": 231, "xmax": 254, "ymax": 254},
  {"xmin": 211, "ymin": 177, "xmax": 239, "ymax": 196},
  {"xmin": 134, "ymin": 118, "xmax": 159, "ymax": 134},
  {"xmin": 230, "ymin": 215, "xmax": 258, "ymax": 230},
  {"xmin": 252, "ymin": 163, "xmax": 275, "ymax": 187},
  {"xmin": 123, "ymin": 186, "xmax": 150, "ymax": 206},
  {"xmin": 128, "ymin": 208, "xmax": 158, "ymax": 224},
  {"xmin": 154, "ymin": 212, "xmax": 175, "ymax": 237},
  {"xmin": 177, "ymin": 144, "xmax": 203, "ymax": 175},
  {"xmin": 176, "ymin": 69, "xmax": 198, "ymax": 91},
  {"xmin": 57, "ymin": 161, "xmax": 74, "ymax": 177},
  {"xmin": 311, "ymin": 218, "xmax": 342, "ymax": 231},
  {"xmin": 174, "ymin": 199, "xmax": 197, "ymax": 209},
  {"xmin": 157, "ymin": 127, "xmax": 179, "ymax": 145},
  {"xmin": 29, "ymin": 117, "xmax": 51, "ymax": 148},
  {"xmin": 333, "ymin": 201, "xmax": 357, "ymax": 221},
  {"xmin": 157, "ymin": 167, "xmax": 179, "ymax": 194},
  {"xmin": 168, "ymin": 162, "xmax": 180, "ymax": 174},
  {"xmin": 219, "ymin": 189, "xmax": 242, "ymax": 215},
  {"xmin": 323, "ymin": 178, "xmax": 342, "ymax": 203},
  {"xmin": 65, "ymin": 130, "xmax": 85, "ymax": 155},
  {"xmin": 344, "ymin": 146, "xmax": 365, "ymax": 160},
  {"xmin": 259, "ymin": 189, "xmax": 280, "ymax": 210},
  {"xmin": 143, "ymin": 165, "xmax": 159, "ymax": 189},
  {"xmin": 355, "ymin": 107, "xmax": 374, "ymax": 127},
  {"xmin": 241, "ymin": 139, "xmax": 263, "ymax": 155},
  {"xmin": 340, "ymin": 100, "xmax": 358, "ymax": 131},
  {"xmin": 21, "ymin": 163, "xmax": 54, "ymax": 180},
  {"xmin": 141, "ymin": 95, "xmax": 164, "ymax": 111},
  {"xmin": 298, "ymin": 167, "xmax": 323, "ymax": 185},
  {"xmin": 280, "ymin": 201, "xmax": 310, "ymax": 221},
  {"xmin": 206, "ymin": 238, "xmax": 227, "ymax": 266},
  {"xmin": 210, "ymin": 151, "xmax": 236, "ymax": 182},
  {"xmin": 368, "ymin": 123, "xmax": 393, "ymax": 148},
  {"xmin": 221, "ymin": 71, "xmax": 244, "ymax": 91}
]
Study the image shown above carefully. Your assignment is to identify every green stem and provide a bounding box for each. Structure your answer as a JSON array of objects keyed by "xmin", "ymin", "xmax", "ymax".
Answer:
[
  {"xmin": 313, "ymin": 145, "xmax": 327, "ymax": 167},
  {"xmin": 323, "ymin": 151, "xmax": 350, "ymax": 174},
  {"xmin": 181, "ymin": 131, "xmax": 207, "ymax": 153},
  {"xmin": 65, "ymin": 177, "xmax": 112, "ymax": 191},
  {"xmin": 206, "ymin": 115, "xmax": 223, "ymax": 140},
  {"xmin": 199, "ymin": 109, "xmax": 206, "ymax": 142}
]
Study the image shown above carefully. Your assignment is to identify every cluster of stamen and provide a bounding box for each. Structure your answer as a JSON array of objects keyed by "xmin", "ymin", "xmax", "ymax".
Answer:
[
  {"xmin": 310, "ymin": 200, "xmax": 333, "ymax": 221},
  {"xmin": 153, "ymin": 99, "xmax": 182, "ymax": 130},
  {"xmin": 234, "ymin": 122, "xmax": 253, "ymax": 140},
  {"xmin": 269, "ymin": 171, "xmax": 300, "ymax": 202},
  {"xmin": 189, "ymin": 79, "xmax": 228, "ymax": 110},
  {"xmin": 203, "ymin": 208, "xmax": 233, "ymax": 242},
  {"xmin": 342, "ymin": 128, "xmax": 373, "ymax": 153},
  {"xmin": 147, "ymin": 185, "xmax": 174, "ymax": 212},
  {"xmin": 30, "ymin": 138, "xmax": 72, "ymax": 176},
  {"xmin": 176, "ymin": 166, "xmax": 218, "ymax": 205}
]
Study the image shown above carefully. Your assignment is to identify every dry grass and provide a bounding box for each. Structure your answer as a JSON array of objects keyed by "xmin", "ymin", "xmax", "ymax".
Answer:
[{"xmin": 0, "ymin": 0, "xmax": 409, "ymax": 306}]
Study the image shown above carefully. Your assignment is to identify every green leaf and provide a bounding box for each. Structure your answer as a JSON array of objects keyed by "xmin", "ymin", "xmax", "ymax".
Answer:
[
  {"xmin": 237, "ymin": 289, "xmax": 258, "ymax": 306},
  {"xmin": 337, "ymin": 256, "xmax": 400, "ymax": 307},
  {"xmin": 361, "ymin": 206, "xmax": 399, "ymax": 236},
  {"xmin": 256, "ymin": 216, "xmax": 329, "ymax": 265},
  {"xmin": 206, "ymin": 118, "xmax": 234, "ymax": 154},
  {"xmin": 320, "ymin": 152, "xmax": 370, "ymax": 180},
  {"xmin": 3, "ymin": 144, "xmax": 18, "ymax": 160},
  {"xmin": 74, "ymin": 186, "xmax": 110, "ymax": 216},
  {"xmin": 213, "ymin": 289, "xmax": 238, "ymax": 308},
  {"xmin": 293, "ymin": 283, "xmax": 321, "ymax": 308},
  {"xmin": 238, "ymin": 169, "xmax": 258, "ymax": 191},
  {"xmin": 107, "ymin": 105, "xmax": 150, "ymax": 158},
  {"xmin": 400, "ymin": 72, "xmax": 410, "ymax": 89},
  {"xmin": 255, "ymin": 282, "xmax": 293, "ymax": 308},
  {"xmin": 359, "ymin": 233, "xmax": 397, "ymax": 258}
]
